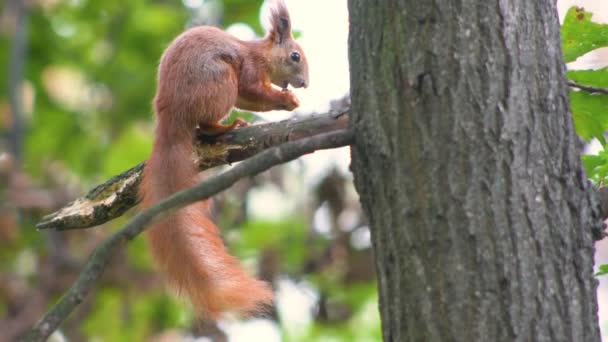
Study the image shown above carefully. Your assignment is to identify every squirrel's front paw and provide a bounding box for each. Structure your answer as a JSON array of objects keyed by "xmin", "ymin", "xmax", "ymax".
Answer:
[
  {"xmin": 280, "ymin": 91, "xmax": 300, "ymax": 111},
  {"xmin": 232, "ymin": 118, "xmax": 250, "ymax": 128}
]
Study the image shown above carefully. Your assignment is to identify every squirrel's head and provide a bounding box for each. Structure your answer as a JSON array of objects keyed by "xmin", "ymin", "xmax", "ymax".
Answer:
[{"xmin": 265, "ymin": 0, "xmax": 309, "ymax": 90}]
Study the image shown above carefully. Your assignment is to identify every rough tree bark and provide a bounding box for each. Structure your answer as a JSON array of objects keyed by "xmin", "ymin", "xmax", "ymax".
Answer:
[{"xmin": 348, "ymin": 1, "xmax": 601, "ymax": 341}]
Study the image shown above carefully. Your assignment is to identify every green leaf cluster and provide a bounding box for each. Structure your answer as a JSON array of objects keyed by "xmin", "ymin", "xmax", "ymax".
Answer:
[
  {"xmin": 562, "ymin": 7, "xmax": 608, "ymax": 279},
  {"xmin": 561, "ymin": 7, "xmax": 608, "ymax": 183},
  {"xmin": 562, "ymin": 7, "xmax": 608, "ymax": 63}
]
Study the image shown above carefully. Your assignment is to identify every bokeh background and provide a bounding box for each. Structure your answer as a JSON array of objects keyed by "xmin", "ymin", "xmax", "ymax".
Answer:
[
  {"xmin": 0, "ymin": 0, "xmax": 375, "ymax": 341},
  {"xmin": 1, "ymin": 0, "xmax": 608, "ymax": 341}
]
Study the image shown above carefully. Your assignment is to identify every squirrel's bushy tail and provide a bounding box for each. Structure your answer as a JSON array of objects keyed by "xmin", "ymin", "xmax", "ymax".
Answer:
[{"xmin": 140, "ymin": 125, "xmax": 273, "ymax": 318}]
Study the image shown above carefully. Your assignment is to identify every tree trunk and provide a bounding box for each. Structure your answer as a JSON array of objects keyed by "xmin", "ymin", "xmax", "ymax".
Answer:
[{"xmin": 348, "ymin": 1, "xmax": 601, "ymax": 341}]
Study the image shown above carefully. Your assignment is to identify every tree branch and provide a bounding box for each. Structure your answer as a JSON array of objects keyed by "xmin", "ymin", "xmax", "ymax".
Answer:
[
  {"xmin": 36, "ymin": 110, "xmax": 349, "ymax": 231},
  {"xmin": 24, "ymin": 129, "xmax": 354, "ymax": 342},
  {"xmin": 567, "ymin": 80, "xmax": 608, "ymax": 95}
]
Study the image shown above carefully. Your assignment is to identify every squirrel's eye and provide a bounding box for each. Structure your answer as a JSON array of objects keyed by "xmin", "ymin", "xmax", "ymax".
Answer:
[{"xmin": 290, "ymin": 51, "xmax": 301, "ymax": 63}]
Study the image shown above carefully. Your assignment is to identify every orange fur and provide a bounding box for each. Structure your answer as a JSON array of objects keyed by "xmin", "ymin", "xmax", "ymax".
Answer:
[{"xmin": 140, "ymin": 0, "xmax": 308, "ymax": 319}]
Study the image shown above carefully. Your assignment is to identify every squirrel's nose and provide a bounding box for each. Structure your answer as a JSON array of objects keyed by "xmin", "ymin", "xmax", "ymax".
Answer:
[{"xmin": 300, "ymin": 80, "xmax": 308, "ymax": 88}]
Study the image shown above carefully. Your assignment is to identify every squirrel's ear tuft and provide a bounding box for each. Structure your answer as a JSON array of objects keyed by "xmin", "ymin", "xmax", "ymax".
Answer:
[{"xmin": 266, "ymin": 0, "xmax": 292, "ymax": 45}]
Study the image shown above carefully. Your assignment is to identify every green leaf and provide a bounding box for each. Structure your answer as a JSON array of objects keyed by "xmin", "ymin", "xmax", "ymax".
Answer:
[
  {"xmin": 583, "ymin": 154, "xmax": 607, "ymax": 180},
  {"xmin": 581, "ymin": 148, "xmax": 608, "ymax": 183},
  {"xmin": 568, "ymin": 69, "xmax": 608, "ymax": 89},
  {"xmin": 569, "ymin": 90, "xmax": 608, "ymax": 144},
  {"xmin": 561, "ymin": 7, "xmax": 608, "ymax": 63},
  {"xmin": 596, "ymin": 264, "xmax": 608, "ymax": 276}
]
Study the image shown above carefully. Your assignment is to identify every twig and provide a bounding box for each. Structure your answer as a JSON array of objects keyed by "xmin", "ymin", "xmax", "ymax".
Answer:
[
  {"xmin": 567, "ymin": 80, "xmax": 608, "ymax": 95},
  {"xmin": 23, "ymin": 129, "xmax": 353, "ymax": 342}
]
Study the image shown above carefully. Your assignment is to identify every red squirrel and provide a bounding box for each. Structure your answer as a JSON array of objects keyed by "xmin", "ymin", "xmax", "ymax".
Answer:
[{"xmin": 140, "ymin": 0, "xmax": 309, "ymax": 318}]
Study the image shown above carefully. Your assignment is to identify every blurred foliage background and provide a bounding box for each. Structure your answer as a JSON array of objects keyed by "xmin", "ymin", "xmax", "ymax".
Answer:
[
  {"xmin": 0, "ymin": 0, "xmax": 378, "ymax": 341},
  {"xmin": 8, "ymin": 1, "xmax": 608, "ymax": 341}
]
